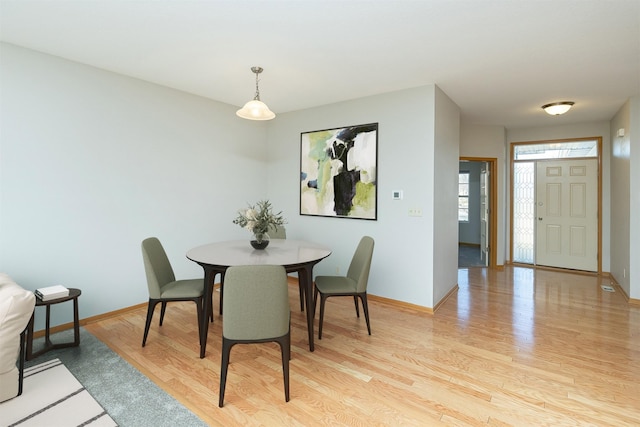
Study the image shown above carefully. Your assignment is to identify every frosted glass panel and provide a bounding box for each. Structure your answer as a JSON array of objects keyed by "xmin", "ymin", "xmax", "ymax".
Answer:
[
  {"xmin": 513, "ymin": 162, "xmax": 535, "ymax": 263},
  {"xmin": 514, "ymin": 141, "xmax": 598, "ymax": 160}
]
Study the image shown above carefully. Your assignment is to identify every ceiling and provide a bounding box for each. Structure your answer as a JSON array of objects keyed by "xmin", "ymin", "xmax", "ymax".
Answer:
[{"xmin": 1, "ymin": 0, "xmax": 639, "ymax": 129}]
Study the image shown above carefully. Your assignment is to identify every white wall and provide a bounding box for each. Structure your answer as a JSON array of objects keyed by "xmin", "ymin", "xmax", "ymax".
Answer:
[
  {"xmin": 2, "ymin": 43, "xmax": 630, "ymax": 325},
  {"xmin": 432, "ymin": 86, "xmax": 460, "ymax": 306},
  {"xmin": 0, "ymin": 44, "xmax": 269, "ymax": 329},
  {"xmin": 267, "ymin": 85, "xmax": 459, "ymax": 309},
  {"xmin": 610, "ymin": 96, "xmax": 640, "ymax": 301},
  {"xmin": 610, "ymin": 100, "xmax": 631, "ymax": 296},
  {"xmin": 631, "ymin": 96, "xmax": 640, "ymax": 300},
  {"xmin": 460, "ymin": 125, "xmax": 507, "ymax": 265},
  {"xmin": 506, "ymin": 121, "xmax": 611, "ymax": 271},
  {"xmin": 2, "ymin": 45, "xmax": 462, "ymax": 332}
]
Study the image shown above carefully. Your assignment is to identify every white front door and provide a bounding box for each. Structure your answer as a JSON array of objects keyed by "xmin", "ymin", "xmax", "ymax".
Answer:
[
  {"xmin": 535, "ymin": 159, "xmax": 598, "ymax": 271},
  {"xmin": 480, "ymin": 165, "xmax": 489, "ymax": 266}
]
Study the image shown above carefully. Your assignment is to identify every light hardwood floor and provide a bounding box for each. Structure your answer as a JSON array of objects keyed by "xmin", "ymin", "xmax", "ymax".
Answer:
[{"xmin": 85, "ymin": 267, "xmax": 640, "ymax": 426}]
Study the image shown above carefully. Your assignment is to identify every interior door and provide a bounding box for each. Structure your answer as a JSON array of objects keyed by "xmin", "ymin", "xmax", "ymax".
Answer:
[
  {"xmin": 480, "ymin": 165, "xmax": 489, "ymax": 266},
  {"xmin": 535, "ymin": 159, "xmax": 597, "ymax": 271}
]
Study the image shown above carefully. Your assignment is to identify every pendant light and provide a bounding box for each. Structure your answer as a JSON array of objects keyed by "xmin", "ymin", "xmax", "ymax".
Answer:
[
  {"xmin": 541, "ymin": 101, "xmax": 574, "ymax": 115},
  {"xmin": 236, "ymin": 66, "xmax": 276, "ymax": 120}
]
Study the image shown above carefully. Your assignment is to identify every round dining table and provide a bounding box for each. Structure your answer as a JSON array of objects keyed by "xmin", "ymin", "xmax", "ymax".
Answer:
[{"xmin": 187, "ymin": 239, "xmax": 331, "ymax": 357}]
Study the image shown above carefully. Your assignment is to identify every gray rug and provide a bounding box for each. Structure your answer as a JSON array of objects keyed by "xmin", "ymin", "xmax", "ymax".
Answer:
[
  {"xmin": 3, "ymin": 358, "xmax": 117, "ymax": 426},
  {"xmin": 25, "ymin": 328, "xmax": 207, "ymax": 427},
  {"xmin": 458, "ymin": 244, "xmax": 485, "ymax": 267}
]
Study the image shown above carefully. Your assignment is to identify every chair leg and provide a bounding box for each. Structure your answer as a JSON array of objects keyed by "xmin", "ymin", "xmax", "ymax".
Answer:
[
  {"xmin": 354, "ymin": 296, "xmax": 360, "ymax": 318},
  {"xmin": 208, "ymin": 276, "xmax": 215, "ymax": 323},
  {"xmin": 360, "ymin": 293, "xmax": 372, "ymax": 335},
  {"xmin": 159, "ymin": 301, "xmax": 167, "ymax": 326},
  {"xmin": 219, "ymin": 338, "xmax": 233, "ymax": 407},
  {"xmin": 209, "ymin": 291, "xmax": 214, "ymax": 323},
  {"xmin": 288, "ymin": 315, "xmax": 292, "ymax": 361},
  {"xmin": 142, "ymin": 300, "xmax": 159, "ymax": 347},
  {"xmin": 298, "ymin": 281, "xmax": 305, "ymax": 312},
  {"xmin": 219, "ymin": 272, "xmax": 225, "ymax": 315},
  {"xmin": 313, "ymin": 288, "xmax": 319, "ymax": 317},
  {"xmin": 318, "ymin": 294, "xmax": 327, "ymax": 339},
  {"xmin": 18, "ymin": 328, "xmax": 26, "ymax": 396},
  {"xmin": 277, "ymin": 332, "xmax": 291, "ymax": 402},
  {"xmin": 194, "ymin": 296, "xmax": 203, "ymax": 344}
]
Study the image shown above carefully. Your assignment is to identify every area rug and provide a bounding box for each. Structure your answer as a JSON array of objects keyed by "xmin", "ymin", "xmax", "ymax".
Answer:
[
  {"xmin": 13, "ymin": 328, "xmax": 207, "ymax": 427},
  {"xmin": 0, "ymin": 358, "xmax": 116, "ymax": 426}
]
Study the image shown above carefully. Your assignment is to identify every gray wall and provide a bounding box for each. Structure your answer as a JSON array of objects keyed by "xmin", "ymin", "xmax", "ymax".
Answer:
[
  {"xmin": 0, "ymin": 44, "xmax": 270, "ymax": 329},
  {"xmin": 632, "ymin": 97, "xmax": 640, "ymax": 301},
  {"xmin": 610, "ymin": 97, "xmax": 640, "ymax": 300},
  {"xmin": 266, "ymin": 85, "xmax": 460, "ymax": 308},
  {"xmin": 1, "ymin": 43, "xmax": 461, "ymax": 331},
  {"xmin": 3, "ymin": 41, "xmax": 636, "ymax": 336},
  {"xmin": 432, "ymin": 86, "xmax": 460, "ymax": 305}
]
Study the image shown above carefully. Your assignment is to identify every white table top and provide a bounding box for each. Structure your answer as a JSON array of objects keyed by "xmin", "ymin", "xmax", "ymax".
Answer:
[{"xmin": 186, "ymin": 239, "xmax": 332, "ymax": 268}]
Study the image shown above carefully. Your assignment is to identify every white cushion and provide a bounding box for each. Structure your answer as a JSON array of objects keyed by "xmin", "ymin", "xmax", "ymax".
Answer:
[{"xmin": 0, "ymin": 273, "xmax": 36, "ymax": 402}]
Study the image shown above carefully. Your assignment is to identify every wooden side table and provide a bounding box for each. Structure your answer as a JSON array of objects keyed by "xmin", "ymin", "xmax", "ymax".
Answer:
[{"xmin": 26, "ymin": 288, "xmax": 81, "ymax": 360}]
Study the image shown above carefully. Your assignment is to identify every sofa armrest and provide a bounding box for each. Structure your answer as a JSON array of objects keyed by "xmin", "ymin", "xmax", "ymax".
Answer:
[{"xmin": 0, "ymin": 273, "xmax": 36, "ymax": 402}]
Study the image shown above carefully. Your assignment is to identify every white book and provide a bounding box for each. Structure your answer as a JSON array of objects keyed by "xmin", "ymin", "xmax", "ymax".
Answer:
[{"xmin": 35, "ymin": 285, "xmax": 69, "ymax": 301}]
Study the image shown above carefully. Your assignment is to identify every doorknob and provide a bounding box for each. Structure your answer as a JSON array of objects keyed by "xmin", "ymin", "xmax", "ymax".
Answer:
[{"xmin": 538, "ymin": 217, "xmax": 543, "ymax": 221}]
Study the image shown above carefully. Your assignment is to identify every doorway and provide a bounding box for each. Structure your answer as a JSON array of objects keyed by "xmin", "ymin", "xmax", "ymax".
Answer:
[
  {"xmin": 510, "ymin": 138, "xmax": 602, "ymax": 273},
  {"xmin": 459, "ymin": 157, "xmax": 497, "ymax": 268}
]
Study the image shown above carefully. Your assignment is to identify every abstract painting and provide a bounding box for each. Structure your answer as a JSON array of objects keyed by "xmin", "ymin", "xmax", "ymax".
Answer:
[{"xmin": 300, "ymin": 123, "xmax": 378, "ymax": 220}]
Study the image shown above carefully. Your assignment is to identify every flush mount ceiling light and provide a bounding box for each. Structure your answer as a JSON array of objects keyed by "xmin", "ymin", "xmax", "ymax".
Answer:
[
  {"xmin": 236, "ymin": 66, "xmax": 275, "ymax": 121},
  {"xmin": 542, "ymin": 101, "xmax": 575, "ymax": 115}
]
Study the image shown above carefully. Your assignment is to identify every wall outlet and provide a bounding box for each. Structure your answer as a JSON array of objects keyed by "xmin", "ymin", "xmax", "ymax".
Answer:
[
  {"xmin": 408, "ymin": 208, "xmax": 423, "ymax": 217},
  {"xmin": 623, "ymin": 268, "xmax": 626, "ymax": 278},
  {"xmin": 336, "ymin": 266, "xmax": 340, "ymax": 274}
]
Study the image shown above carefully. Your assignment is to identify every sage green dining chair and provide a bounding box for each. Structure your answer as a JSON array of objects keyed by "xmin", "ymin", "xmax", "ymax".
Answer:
[
  {"xmin": 218, "ymin": 225, "xmax": 288, "ymax": 316},
  {"xmin": 314, "ymin": 236, "xmax": 375, "ymax": 339},
  {"xmin": 267, "ymin": 224, "xmax": 286, "ymax": 239},
  {"xmin": 267, "ymin": 225, "xmax": 306, "ymax": 312},
  {"xmin": 141, "ymin": 237, "xmax": 204, "ymax": 347},
  {"xmin": 219, "ymin": 265, "xmax": 290, "ymax": 407}
]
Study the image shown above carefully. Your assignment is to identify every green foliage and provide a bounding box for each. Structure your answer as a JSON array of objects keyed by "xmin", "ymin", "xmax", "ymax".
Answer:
[{"xmin": 233, "ymin": 200, "xmax": 286, "ymax": 240}]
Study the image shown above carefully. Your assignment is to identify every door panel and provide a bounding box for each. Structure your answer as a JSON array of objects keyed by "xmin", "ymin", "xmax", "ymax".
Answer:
[
  {"xmin": 546, "ymin": 183, "xmax": 561, "ymax": 216},
  {"xmin": 480, "ymin": 166, "xmax": 489, "ymax": 266},
  {"xmin": 570, "ymin": 226, "xmax": 586, "ymax": 256},
  {"xmin": 535, "ymin": 159, "xmax": 597, "ymax": 271}
]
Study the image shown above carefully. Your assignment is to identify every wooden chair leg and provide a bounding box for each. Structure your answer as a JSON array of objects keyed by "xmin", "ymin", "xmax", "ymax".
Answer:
[
  {"xmin": 159, "ymin": 301, "xmax": 167, "ymax": 326},
  {"xmin": 142, "ymin": 300, "xmax": 159, "ymax": 347},
  {"xmin": 313, "ymin": 288, "xmax": 318, "ymax": 316},
  {"xmin": 360, "ymin": 293, "xmax": 371, "ymax": 335},
  {"xmin": 18, "ymin": 328, "xmax": 27, "ymax": 396},
  {"xmin": 219, "ymin": 272, "xmax": 225, "ymax": 315},
  {"xmin": 277, "ymin": 333, "xmax": 291, "ymax": 402},
  {"xmin": 219, "ymin": 338, "xmax": 232, "ymax": 407},
  {"xmin": 209, "ymin": 293, "xmax": 214, "ymax": 323},
  {"xmin": 194, "ymin": 296, "xmax": 204, "ymax": 343},
  {"xmin": 318, "ymin": 294, "xmax": 327, "ymax": 339},
  {"xmin": 298, "ymin": 282, "xmax": 305, "ymax": 312}
]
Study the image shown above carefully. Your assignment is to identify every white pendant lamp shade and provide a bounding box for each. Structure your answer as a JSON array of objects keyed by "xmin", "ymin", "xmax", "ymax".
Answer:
[
  {"xmin": 236, "ymin": 99, "xmax": 276, "ymax": 120},
  {"xmin": 236, "ymin": 66, "xmax": 276, "ymax": 120},
  {"xmin": 542, "ymin": 101, "xmax": 574, "ymax": 115}
]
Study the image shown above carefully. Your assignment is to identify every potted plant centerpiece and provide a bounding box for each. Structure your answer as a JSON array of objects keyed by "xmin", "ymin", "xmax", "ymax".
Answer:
[{"xmin": 233, "ymin": 200, "xmax": 286, "ymax": 249}]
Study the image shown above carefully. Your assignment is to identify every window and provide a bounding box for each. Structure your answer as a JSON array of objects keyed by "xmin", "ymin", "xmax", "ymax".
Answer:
[
  {"xmin": 513, "ymin": 140, "xmax": 598, "ymax": 160},
  {"xmin": 458, "ymin": 172, "xmax": 469, "ymax": 222}
]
